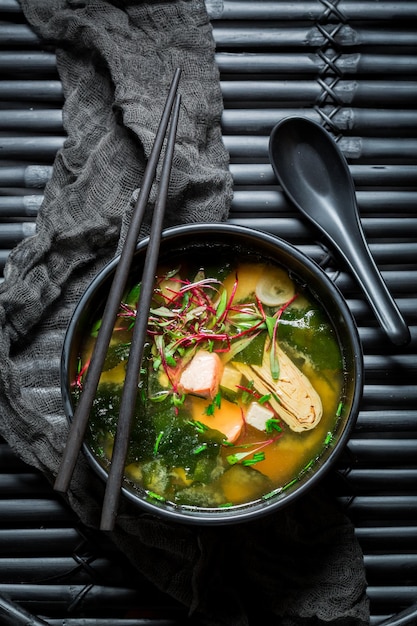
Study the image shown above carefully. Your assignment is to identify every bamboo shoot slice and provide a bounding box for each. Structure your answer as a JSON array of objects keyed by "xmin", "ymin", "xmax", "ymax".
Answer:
[{"xmin": 234, "ymin": 347, "xmax": 322, "ymax": 432}]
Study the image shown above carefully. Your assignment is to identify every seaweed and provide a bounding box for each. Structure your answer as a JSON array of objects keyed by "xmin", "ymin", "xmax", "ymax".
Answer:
[{"xmin": 278, "ymin": 306, "xmax": 342, "ymax": 371}]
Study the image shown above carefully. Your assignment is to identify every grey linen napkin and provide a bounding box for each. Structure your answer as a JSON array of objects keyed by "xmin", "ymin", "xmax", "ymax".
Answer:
[{"xmin": 0, "ymin": 1, "xmax": 369, "ymax": 624}]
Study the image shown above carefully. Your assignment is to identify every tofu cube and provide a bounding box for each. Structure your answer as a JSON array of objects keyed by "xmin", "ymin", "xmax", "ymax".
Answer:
[{"xmin": 245, "ymin": 401, "xmax": 275, "ymax": 431}]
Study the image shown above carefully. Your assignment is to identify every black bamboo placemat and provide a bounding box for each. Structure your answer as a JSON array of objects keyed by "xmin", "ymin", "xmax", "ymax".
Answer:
[{"xmin": 0, "ymin": 1, "xmax": 416, "ymax": 624}]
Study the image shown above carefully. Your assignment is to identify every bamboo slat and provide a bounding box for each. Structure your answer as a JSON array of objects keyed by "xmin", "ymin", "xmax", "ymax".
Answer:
[
  {"xmin": 0, "ymin": 51, "xmax": 57, "ymax": 74},
  {"xmin": 0, "ymin": 583, "xmax": 145, "ymax": 609},
  {"xmin": 4, "ymin": 0, "xmax": 417, "ymax": 22},
  {"xmin": 2, "ymin": 22, "xmax": 417, "ymax": 50},
  {"xmin": 227, "ymin": 217, "xmax": 417, "ymax": 241},
  {"xmin": 0, "ymin": 137, "xmax": 64, "ymax": 159},
  {"xmin": 1, "ymin": 135, "xmax": 417, "ymax": 168},
  {"xmin": 216, "ymin": 52, "xmax": 417, "ymax": 76},
  {"xmin": 357, "ymin": 411, "xmax": 417, "ymax": 433},
  {"xmin": 0, "ymin": 23, "xmax": 41, "ymax": 45},
  {"xmin": 0, "ymin": 251, "xmax": 11, "ymax": 269},
  {"xmin": 0, "ymin": 223, "xmax": 36, "ymax": 247},
  {"xmin": 0, "ymin": 165, "xmax": 53, "ymax": 188},
  {"xmin": 0, "ymin": 196, "xmax": 43, "ymax": 217},
  {"xmin": 339, "ymin": 469, "xmax": 417, "ymax": 494},
  {"xmin": 0, "ymin": 529, "xmax": 81, "ymax": 554},
  {"xmin": 346, "ymin": 439, "xmax": 417, "ymax": 465},
  {"xmin": 0, "ymin": 473, "xmax": 50, "ymax": 496},
  {"xmin": 0, "ymin": 557, "xmax": 117, "ymax": 584},
  {"xmin": 3, "ymin": 107, "xmax": 417, "ymax": 137},
  {"xmin": 1, "ymin": 2, "xmax": 417, "ymax": 625},
  {"xmin": 230, "ymin": 163, "xmax": 417, "ymax": 187},
  {"xmin": 220, "ymin": 80, "xmax": 417, "ymax": 106},
  {"xmin": 3, "ymin": 214, "xmax": 416, "ymax": 248},
  {"xmin": 3, "ymin": 50, "xmax": 417, "ymax": 78},
  {"xmin": 0, "ymin": 109, "xmax": 63, "ymax": 131},
  {"xmin": 1, "ymin": 79, "xmax": 416, "ymax": 107},
  {"xmin": 0, "ymin": 499, "xmax": 71, "ymax": 523},
  {"xmin": 213, "ymin": 25, "xmax": 417, "ymax": 49},
  {"xmin": 339, "ymin": 496, "xmax": 417, "ymax": 520},
  {"xmin": 230, "ymin": 190, "xmax": 417, "ymax": 215},
  {"xmin": 224, "ymin": 136, "xmax": 417, "ymax": 161},
  {"xmin": 357, "ymin": 526, "xmax": 417, "ymax": 548},
  {"xmin": 0, "ymin": 80, "xmax": 63, "ymax": 102},
  {"xmin": 3, "ymin": 190, "xmax": 417, "ymax": 219},
  {"xmin": 222, "ymin": 108, "xmax": 417, "ymax": 135},
  {"xmin": 0, "ymin": 616, "xmax": 180, "ymax": 626},
  {"xmin": 368, "ymin": 591, "xmax": 417, "ymax": 623},
  {"xmin": 364, "ymin": 554, "xmax": 417, "ymax": 582},
  {"xmin": 205, "ymin": 1, "xmax": 417, "ymax": 22},
  {"xmin": 0, "ymin": 164, "xmax": 415, "ymax": 190}
]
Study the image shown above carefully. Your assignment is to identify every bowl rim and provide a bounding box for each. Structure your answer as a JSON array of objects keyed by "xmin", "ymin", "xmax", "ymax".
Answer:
[{"xmin": 61, "ymin": 222, "xmax": 364, "ymax": 525}]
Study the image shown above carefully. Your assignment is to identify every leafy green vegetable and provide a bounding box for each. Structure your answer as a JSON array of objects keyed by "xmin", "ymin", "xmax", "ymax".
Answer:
[
  {"xmin": 278, "ymin": 307, "xmax": 342, "ymax": 371},
  {"xmin": 125, "ymin": 282, "xmax": 141, "ymax": 306},
  {"xmin": 141, "ymin": 459, "xmax": 170, "ymax": 494},
  {"xmin": 103, "ymin": 342, "xmax": 130, "ymax": 371},
  {"xmin": 174, "ymin": 483, "xmax": 224, "ymax": 507},
  {"xmin": 232, "ymin": 331, "xmax": 266, "ymax": 366}
]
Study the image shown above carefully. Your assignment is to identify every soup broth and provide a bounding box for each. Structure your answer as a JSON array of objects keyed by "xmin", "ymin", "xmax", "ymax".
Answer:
[{"xmin": 72, "ymin": 251, "xmax": 345, "ymax": 510}]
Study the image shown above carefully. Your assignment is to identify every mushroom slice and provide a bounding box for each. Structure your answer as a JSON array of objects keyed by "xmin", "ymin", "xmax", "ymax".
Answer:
[
  {"xmin": 255, "ymin": 266, "xmax": 295, "ymax": 307},
  {"xmin": 234, "ymin": 347, "xmax": 322, "ymax": 432}
]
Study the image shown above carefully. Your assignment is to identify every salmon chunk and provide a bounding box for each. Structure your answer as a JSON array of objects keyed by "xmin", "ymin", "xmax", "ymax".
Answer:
[{"xmin": 178, "ymin": 350, "xmax": 224, "ymax": 399}]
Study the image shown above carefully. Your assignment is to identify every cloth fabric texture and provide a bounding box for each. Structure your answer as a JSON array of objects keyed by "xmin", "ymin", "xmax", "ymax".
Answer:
[{"xmin": 0, "ymin": 1, "xmax": 369, "ymax": 624}]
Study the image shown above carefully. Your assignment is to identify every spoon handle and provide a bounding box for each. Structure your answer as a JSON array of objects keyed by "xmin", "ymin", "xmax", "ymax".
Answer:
[
  {"xmin": 325, "ymin": 214, "xmax": 410, "ymax": 347},
  {"xmin": 269, "ymin": 116, "xmax": 410, "ymax": 346}
]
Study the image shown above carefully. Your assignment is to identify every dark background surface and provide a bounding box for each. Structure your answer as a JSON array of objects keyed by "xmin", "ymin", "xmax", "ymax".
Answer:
[{"xmin": 0, "ymin": 1, "xmax": 416, "ymax": 624}]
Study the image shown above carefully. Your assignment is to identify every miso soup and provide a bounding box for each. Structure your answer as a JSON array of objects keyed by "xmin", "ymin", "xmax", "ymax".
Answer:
[{"xmin": 72, "ymin": 251, "xmax": 346, "ymax": 511}]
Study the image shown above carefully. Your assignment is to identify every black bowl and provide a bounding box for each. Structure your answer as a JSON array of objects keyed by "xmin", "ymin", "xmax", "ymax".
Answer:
[{"xmin": 61, "ymin": 223, "xmax": 363, "ymax": 525}]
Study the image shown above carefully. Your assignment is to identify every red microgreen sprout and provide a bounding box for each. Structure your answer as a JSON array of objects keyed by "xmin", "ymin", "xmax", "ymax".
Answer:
[{"xmin": 74, "ymin": 357, "xmax": 90, "ymax": 391}]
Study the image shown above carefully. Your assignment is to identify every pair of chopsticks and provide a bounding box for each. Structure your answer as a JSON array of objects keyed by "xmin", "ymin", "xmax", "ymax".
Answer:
[{"xmin": 54, "ymin": 68, "xmax": 182, "ymax": 531}]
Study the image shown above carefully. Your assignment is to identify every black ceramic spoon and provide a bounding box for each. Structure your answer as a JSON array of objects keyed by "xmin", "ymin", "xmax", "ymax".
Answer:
[{"xmin": 269, "ymin": 116, "xmax": 410, "ymax": 347}]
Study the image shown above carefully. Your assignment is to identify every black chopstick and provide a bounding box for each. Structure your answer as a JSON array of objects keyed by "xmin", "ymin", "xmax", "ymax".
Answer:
[
  {"xmin": 100, "ymin": 91, "xmax": 181, "ymax": 531},
  {"xmin": 54, "ymin": 67, "xmax": 181, "ymax": 495}
]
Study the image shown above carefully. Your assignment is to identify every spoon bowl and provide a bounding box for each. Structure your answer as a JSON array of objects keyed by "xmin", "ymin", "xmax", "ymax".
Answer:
[{"xmin": 269, "ymin": 116, "xmax": 410, "ymax": 347}]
